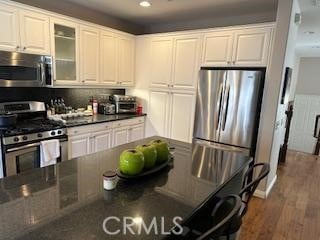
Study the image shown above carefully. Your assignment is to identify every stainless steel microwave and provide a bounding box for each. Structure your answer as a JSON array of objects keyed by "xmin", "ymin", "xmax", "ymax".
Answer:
[{"xmin": 0, "ymin": 51, "xmax": 53, "ymax": 87}]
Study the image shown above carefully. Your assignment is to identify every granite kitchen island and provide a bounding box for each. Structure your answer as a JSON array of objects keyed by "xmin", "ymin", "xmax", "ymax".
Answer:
[{"xmin": 0, "ymin": 137, "xmax": 251, "ymax": 240}]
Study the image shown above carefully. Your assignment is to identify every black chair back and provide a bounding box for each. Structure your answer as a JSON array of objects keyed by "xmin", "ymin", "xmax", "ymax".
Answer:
[
  {"xmin": 239, "ymin": 163, "xmax": 270, "ymax": 217},
  {"xmin": 195, "ymin": 195, "xmax": 242, "ymax": 240}
]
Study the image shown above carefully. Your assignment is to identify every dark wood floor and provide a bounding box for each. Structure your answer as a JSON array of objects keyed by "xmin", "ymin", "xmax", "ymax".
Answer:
[{"xmin": 240, "ymin": 151, "xmax": 320, "ymax": 240}]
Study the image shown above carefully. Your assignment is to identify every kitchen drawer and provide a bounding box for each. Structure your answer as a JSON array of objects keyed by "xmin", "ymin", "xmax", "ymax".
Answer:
[
  {"xmin": 67, "ymin": 122, "xmax": 113, "ymax": 136},
  {"xmin": 112, "ymin": 117, "xmax": 145, "ymax": 128}
]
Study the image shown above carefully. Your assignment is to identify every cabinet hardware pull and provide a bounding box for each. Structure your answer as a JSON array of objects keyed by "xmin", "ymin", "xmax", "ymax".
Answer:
[
  {"xmin": 23, "ymin": 47, "xmax": 26, "ymax": 50},
  {"xmin": 16, "ymin": 46, "xmax": 20, "ymax": 50}
]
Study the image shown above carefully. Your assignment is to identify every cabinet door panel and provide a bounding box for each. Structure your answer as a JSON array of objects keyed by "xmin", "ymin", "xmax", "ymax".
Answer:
[
  {"xmin": 202, "ymin": 31, "xmax": 234, "ymax": 66},
  {"xmin": 0, "ymin": 4, "xmax": 19, "ymax": 51},
  {"xmin": 129, "ymin": 124, "xmax": 145, "ymax": 142},
  {"xmin": 150, "ymin": 37, "xmax": 173, "ymax": 88},
  {"xmin": 170, "ymin": 92, "xmax": 196, "ymax": 143},
  {"xmin": 94, "ymin": 130, "xmax": 112, "ymax": 153},
  {"xmin": 80, "ymin": 25, "xmax": 99, "ymax": 84},
  {"xmin": 69, "ymin": 134, "xmax": 90, "ymax": 159},
  {"xmin": 113, "ymin": 127, "xmax": 129, "ymax": 147},
  {"xmin": 172, "ymin": 34, "xmax": 201, "ymax": 90},
  {"xmin": 118, "ymin": 36, "xmax": 135, "ymax": 86},
  {"xmin": 233, "ymin": 28, "xmax": 272, "ymax": 66},
  {"xmin": 51, "ymin": 18, "xmax": 79, "ymax": 85},
  {"xmin": 148, "ymin": 90, "xmax": 170, "ymax": 137},
  {"xmin": 100, "ymin": 31, "xmax": 117, "ymax": 85},
  {"xmin": 19, "ymin": 10, "xmax": 50, "ymax": 54}
]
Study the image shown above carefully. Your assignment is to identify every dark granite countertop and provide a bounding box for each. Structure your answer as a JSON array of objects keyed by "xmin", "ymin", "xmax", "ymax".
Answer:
[
  {"xmin": 0, "ymin": 137, "xmax": 250, "ymax": 240},
  {"xmin": 62, "ymin": 113, "xmax": 147, "ymax": 128}
]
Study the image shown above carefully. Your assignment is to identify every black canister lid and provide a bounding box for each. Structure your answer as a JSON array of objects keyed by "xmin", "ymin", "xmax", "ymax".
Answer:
[{"xmin": 103, "ymin": 171, "xmax": 117, "ymax": 178}]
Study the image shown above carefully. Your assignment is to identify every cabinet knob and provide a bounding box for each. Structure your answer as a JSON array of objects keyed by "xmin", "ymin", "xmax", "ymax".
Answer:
[
  {"xmin": 82, "ymin": 80, "xmax": 85, "ymax": 83},
  {"xmin": 232, "ymin": 61, "xmax": 236, "ymax": 64},
  {"xmin": 23, "ymin": 47, "xmax": 27, "ymax": 50},
  {"xmin": 16, "ymin": 46, "xmax": 20, "ymax": 50}
]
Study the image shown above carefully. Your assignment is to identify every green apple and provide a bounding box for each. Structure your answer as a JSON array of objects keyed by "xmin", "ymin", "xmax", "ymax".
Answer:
[
  {"xmin": 136, "ymin": 144, "xmax": 157, "ymax": 170},
  {"xmin": 119, "ymin": 149, "xmax": 144, "ymax": 176},
  {"xmin": 150, "ymin": 140, "xmax": 170, "ymax": 163}
]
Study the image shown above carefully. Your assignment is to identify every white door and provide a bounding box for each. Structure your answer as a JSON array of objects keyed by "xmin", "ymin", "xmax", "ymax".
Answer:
[
  {"xmin": 129, "ymin": 124, "xmax": 145, "ymax": 142},
  {"xmin": 202, "ymin": 31, "xmax": 234, "ymax": 66},
  {"xmin": 113, "ymin": 127, "xmax": 129, "ymax": 147},
  {"xmin": 169, "ymin": 92, "xmax": 196, "ymax": 143},
  {"xmin": 232, "ymin": 27, "xmax": 272, "ymax": 66},
  {"xmin": 68, "ymin": 134, "xmax": 90, "ymax": 159},
  {"xmin": 148, "ymin": 90, "xmax": 170, "ymax": 137},
  {"xmin": 118, "ymin": 35, "xmax": 135, "ymax": 86},
  {"xmin": 80, "ymin": 25, "xmax": 100, "ymax": 84},
  {"xmin": 172, "ymin": 34, "xmax": 202, "ymax": 91},
  {"xmin": 19, "ymin": 10, "xmax": 50, "ymax": 54},
  {"xmin": 150, "ymin": 37, "xmax": 173, "ymax": 89},
  {"xmin": 93, "ymin": 130, "xmax": 112, "ymax": 153},
  {"xmin": 0, "ymin": 4, "xmax": 20, "ymax": 52},
  {"xmin": 100, "ymin": 31, "xmax": 118, "ymax": 85}
]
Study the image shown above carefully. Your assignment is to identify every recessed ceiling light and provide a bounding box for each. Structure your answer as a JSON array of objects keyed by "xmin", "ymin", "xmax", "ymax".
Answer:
[
  {"xmin": 139, "ymin": 1, "xmax": 151, "ymax": 7},
  {"xmin": 304, "ymin": 31, "xmax": 315, "ymax": 35}
]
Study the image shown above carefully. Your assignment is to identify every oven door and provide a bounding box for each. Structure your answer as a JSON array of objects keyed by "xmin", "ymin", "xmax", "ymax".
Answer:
[
  {"xmin": 116, "ymin": 102, "xmax": 137, "ymax": 113},
  {"xmin": 0, "ymin": 51, "xmax": 52, "ymax": 87},
  {"xmin": 4, "ymin": 138, "xmax": 68, "ymax": 177}
]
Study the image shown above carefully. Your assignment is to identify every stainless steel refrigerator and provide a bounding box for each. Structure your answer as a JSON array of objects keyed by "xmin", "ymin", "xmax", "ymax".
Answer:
[{"xmin": 193, "ymin": 67, "xmax": 265, "ymax": 156}]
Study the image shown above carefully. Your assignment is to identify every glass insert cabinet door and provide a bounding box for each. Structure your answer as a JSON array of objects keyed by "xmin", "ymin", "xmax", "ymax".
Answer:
[{"xmin": 52, "ymin": 20, "xmax": 78, "ymax": 84}]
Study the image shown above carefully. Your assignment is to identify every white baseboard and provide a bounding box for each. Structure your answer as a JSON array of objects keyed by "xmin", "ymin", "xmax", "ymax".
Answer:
[{"xmin": 253, "ymin": 175, "xmax": 277, "ymax": 199}]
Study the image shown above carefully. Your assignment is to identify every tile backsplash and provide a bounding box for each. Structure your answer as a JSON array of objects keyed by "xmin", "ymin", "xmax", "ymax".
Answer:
[{"xmin": 0, "ymin": 88, "xmax": 125, "ymax": 108}]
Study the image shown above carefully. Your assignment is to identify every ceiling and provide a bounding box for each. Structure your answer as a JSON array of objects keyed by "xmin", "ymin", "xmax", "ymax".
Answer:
[
  {"xmin": 65, "ymin": 0, "xmax": 277, "ymax": 26},
  {"xmin": 296, "ymin": 0, "xmax": 320, "ymax": 57}
]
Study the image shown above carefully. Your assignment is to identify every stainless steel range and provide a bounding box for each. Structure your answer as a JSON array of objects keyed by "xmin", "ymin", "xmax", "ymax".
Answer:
[{"xmin": 0, "ymin": 101, "xmax": 68, "ymax": 178}]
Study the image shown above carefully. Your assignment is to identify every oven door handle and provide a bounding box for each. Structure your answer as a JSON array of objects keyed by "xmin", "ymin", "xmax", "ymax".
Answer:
[
  {"xmin": 6, "ymin": 142, "xmax": 40, "ymax": 153},
  {"xmin": 6, "ymin": 138, "xmax": 68, "ymax": 153}
]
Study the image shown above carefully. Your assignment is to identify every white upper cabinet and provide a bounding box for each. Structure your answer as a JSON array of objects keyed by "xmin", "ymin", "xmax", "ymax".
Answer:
[
  {"xmin": 0, "ymin": 4, "xmax": 19, "ymax": 52},
  {"xmin": 80, "ymin": 25, "xmax": 100, "ymax": 84},
  {"xmin": 202, "ymin": 31, "xmax": 234, "ymax": 66},
  {"xmin": 202, "ymin": 26, "xmax": 273, "ymax": 67},
  {"xmin": 172, "ymin": 34, "xmax": 201, "ymax": 91},
  {"xmin": 50, "ymin": 18, "xmax": 79, "ymax": 85},
  {"xmin": 0, "ymin": 4, "xmax": 50, "ymax": 54},
  {"xmin": 232, "ymin": 27, "xmax": 272, "ymax": 66},
  {"xmin": 150, "ymin": 37, "xmax": 174, "ymax": 89},
  {"xmin": 19, "ymin": 10, "xmax": 50, "ymax": 55},
  {"xmin": 100, "ymin": 30, "xmax": 118, "ymax": 85},
  {"xmin": 118, "ymin": 35, "xmax": 135, "ymax": 86}
]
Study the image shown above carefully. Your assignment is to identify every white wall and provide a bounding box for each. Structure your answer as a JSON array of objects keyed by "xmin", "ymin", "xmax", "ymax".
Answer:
[
  {"xmin": 254, "ymin": 0, "xmax": 301, "ymax": 197},
  {"xmin": 296, "ymin": 57, "xmax": 320, "ymax": 95}
]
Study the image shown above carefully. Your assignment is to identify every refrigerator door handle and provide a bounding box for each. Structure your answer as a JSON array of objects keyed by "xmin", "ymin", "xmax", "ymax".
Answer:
[
  {"xmin": 222, "ymin": 84, "xmax": 230, "ymax": 131},
  {"xmin": 216, "ymin": 83, "xmax": 224, "ymax": 130}
]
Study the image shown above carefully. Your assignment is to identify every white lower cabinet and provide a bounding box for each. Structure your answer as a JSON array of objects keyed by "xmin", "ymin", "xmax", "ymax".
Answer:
[
  {"xmin": 148, "ymin": 90, "xmax": 195, "ymax": 143},
  {"xmin": 113, "ymin": 126, "xmax": 129, "ymax": 147},
  {"xmin": 68, "ymin": 118, "xmax": 145, "ymax": 159},
  {"xmin": 93, "ymin": 130, "xmax": 112, "ymax": 153},
  {"xmin": 68, "ymin": 133, "xmax": 91, "ymax": 159}
]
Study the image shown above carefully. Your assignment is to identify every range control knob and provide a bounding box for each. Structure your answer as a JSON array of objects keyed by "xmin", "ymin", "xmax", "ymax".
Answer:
[
  {"xmin": 22, "ymin": 136, "xmax": 28, "ymax": 141},
  {"xmin": 51, "ymin": 131, "xmax": 56, "ymax": 136},
  {"xmin": 57, "ymin": 130, "xmax": 62, "ymax": 135},
  {"xmin": 37, "ymin": 133, "xmax": 43, "ymax": 138},
  {"xmin": 13, "ymin": 137, "xmax": 19, "ymax": 142}
]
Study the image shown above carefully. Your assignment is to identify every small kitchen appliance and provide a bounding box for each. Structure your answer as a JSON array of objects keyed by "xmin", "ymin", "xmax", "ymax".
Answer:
[{"xmin": 110, "ymin": 95, "xmax": 137, "ymax": 114}]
